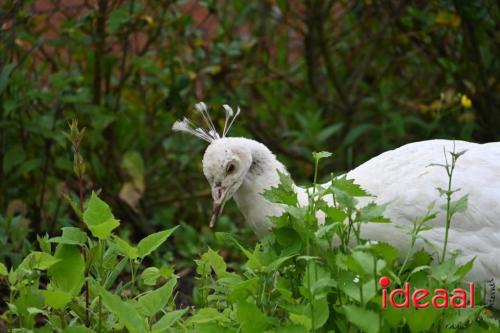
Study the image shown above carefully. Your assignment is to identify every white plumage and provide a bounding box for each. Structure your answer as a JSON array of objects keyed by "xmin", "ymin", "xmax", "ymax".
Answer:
[{"xmin": 173, "ymin": 104, "xmax": 500, "ymax": 308}]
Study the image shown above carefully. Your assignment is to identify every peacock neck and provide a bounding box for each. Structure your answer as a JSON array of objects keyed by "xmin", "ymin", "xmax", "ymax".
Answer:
[{"xmin": 232, "ymin": 140, "xmax": 288, "ymax": 237}]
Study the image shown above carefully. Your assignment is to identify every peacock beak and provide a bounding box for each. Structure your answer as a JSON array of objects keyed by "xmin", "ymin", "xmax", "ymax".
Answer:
[{"xmin": 209, "ymin": 185, "xmax": 227, "ymax": 228}]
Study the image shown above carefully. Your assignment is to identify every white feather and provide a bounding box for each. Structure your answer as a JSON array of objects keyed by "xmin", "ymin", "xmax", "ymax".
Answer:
[{"xmin": 203, "ymin": 137, "xmax": 500, "ymax": 308}]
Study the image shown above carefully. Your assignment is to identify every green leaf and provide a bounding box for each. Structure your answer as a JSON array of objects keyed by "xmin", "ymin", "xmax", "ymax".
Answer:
[
  {"xmin": 0, "ymin": 263, "xmax": 7, "ymax": 276},
  {"xmin": 201, "ymin": 248, "xmax": 227, "ymax": 277},
  {"xmin": 358, "ymin": 202, "xmax": 390, "ymax": 223},
  {"xmin": 151, "ymin": 309, "xmax": 187, "ymax": 332},
  {"xmin": 331, "ymin": 176, "xmax": 370, "ymax": 197},
  {"xmin": 48, "ymin": 245, "xmax": 85, "ymax": 296},
  {"xmin": 3, "ymin": 145, "xmax": 26, "ymax": 173},
  {"xmin": 18, "ymin": 252, "xmax": 60, "ymax": 271},
  {"xmin": 445, "ymin": 194, "xmax": 469, "ymax": 216},
  {"xmin": 137, "ymin": 226, "xmax": 178, "ymax": 258},
  {"xmin": 235, "ymin": 301, "xmax": 269, "ymax": 333},
  {"xmin": 321, "ymin": 206, "xmax": 347, "ymax": 222},
  {"xmin": 137, "ymin": 277, "xmax": 177, "ymax": 317},
  {"xmin": 64, "ymin": 325, "xmax": 96, "ymax": 333},
  {"xmin": 41, "ymin": 290, "xmax": 72, "ymax": 309},
  {"xmin": 0, "ymin": 63, "xmax": 15, "ymax": 94},
  {"xmin": 83, "ymin": 192, "xmax": 120, "ymax": 239},
  {"xmin": 262, "ymin": 171, "xmax": 298, "ymax": 206},
  {"xmin": 368, "ymin": 242, "xmax": 400, "ymax": 264},
  {"xmin": 188, "ymin": 308, "xmax": 230, "ymax": 325},
  {"xmin": 405, "ymin": 307, "xmax": 439, "ymax": 333},
  {"xmin": 94, "ymin": 282, "xmax": 148, "ymax": 333},
  {"xmin": 310, "ymin": 297, "xmax": 330, "ymax": 329},
  {"xmin": 108, "ymin": 7, "xmax": 130, "ymax": 33},
  {"xmin": 141, "ymin": 267, "xmax": 160, "ymax": 286},
  {"xmin": 342, "ymin": 305, "xmax": 380, "ymax": 333},
  {"xmin": 312, "ymin": 151, "xmax": 332, "ymax": 161},
  {"xmin": 49, "ymin": 227, "xmax": 88, "ymax": 246},
  {"xmin": 113, "ymin": 236, "xmax": 138, "ymax": 259}
]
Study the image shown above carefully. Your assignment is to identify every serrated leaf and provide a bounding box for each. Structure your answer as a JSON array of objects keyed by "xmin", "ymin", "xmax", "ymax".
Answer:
[
  {"xmin": 262, "ymin": 171, "xmax": 298, "ymax": 206},
  {"xmin": 331, "ymin": 176, "xmax": 370, "ymax": 197},
  {"xmin": 235, "ymin": 301, "xmax": 269, "ymax": 333},
  {"xmin": 321, "ymin": 206, "xmax": 347, "ymax": 222},
  {"xmin": 137, "ymin": 226, "xmax": 178, "ymax": 258},
  {"xmin": 405, "ymin": 307, "xmax": 439, "ymax": 333},
  {"xmin": 358, "ymin": 202, "xmax": 391, "ymax": 223}
]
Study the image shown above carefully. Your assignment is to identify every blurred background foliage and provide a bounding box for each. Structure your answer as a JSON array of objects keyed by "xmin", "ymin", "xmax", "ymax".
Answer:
[{"xmin": 0, "ymin": 0, "xmax": 498, "ymax": 267}]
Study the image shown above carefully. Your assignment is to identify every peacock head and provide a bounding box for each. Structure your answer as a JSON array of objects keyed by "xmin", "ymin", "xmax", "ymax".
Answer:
[{"xmin": 172, "ymin": 102, "xmax": 246, "ymax": 227}]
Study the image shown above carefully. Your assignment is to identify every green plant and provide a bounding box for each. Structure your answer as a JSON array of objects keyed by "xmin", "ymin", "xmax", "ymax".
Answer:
[
  {"xmin": 0, "ymin": 191, "xmax": 180, "ymax": 332},
  {"xmin": 182, "ymin": 152, "xmax": 498, "ymax": 332}
]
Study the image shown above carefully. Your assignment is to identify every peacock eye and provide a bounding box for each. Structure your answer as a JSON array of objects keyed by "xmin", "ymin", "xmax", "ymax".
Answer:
[{"xmin": 226, "ymin": 163, "xmax": 235, "ymax": 175}]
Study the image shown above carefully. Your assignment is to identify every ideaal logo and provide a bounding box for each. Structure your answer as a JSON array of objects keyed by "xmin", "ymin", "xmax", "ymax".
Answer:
[{"xmin": 379, "ymin": 276, "xmax": 475, "ymax": 309}]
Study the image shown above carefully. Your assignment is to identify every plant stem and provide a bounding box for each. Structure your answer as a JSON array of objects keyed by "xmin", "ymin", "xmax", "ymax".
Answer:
[{"xmin": 441, "ymin": 149, "xmax": 457, "ymax": 263}]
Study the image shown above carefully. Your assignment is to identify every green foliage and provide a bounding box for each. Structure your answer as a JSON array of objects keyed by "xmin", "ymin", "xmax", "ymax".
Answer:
[
  {"xmin": 0, "ymin": 191, "xmax": 181, "ymax": 331},
  {"xmin": 1, "ymin": 0, "xmax": 499, "ymax": 331}
]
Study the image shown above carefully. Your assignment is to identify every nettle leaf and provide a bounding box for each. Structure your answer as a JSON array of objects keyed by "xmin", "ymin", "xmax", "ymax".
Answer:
[
  {"xmin": 320, "ymin": 205, "xmax": 347, "ymax": 222},
  {"xmin": 113, "ymin": 236, "xmax": 138, "ymax": 259},
  {"xmin": 368, "ymin": 242, "xmax": 400, "ymax": 264},
  {"xmin": 358, "ymin": 202, "xmax": 391, "ymax": 223},
  {"xmin": 137, "ymin": 226, "xmax": 178, "ymax": 258},
  {"xmin": 151, "ymin": 309, "xmax": 187, "ymax": 332},
  {"xmin": 405, "ymin": 307, "xmax": 439, "ymax": 333},
  {"xmin": 235, "ymin": 301, "xmax": 269, "ymax": 333},
  {"xmin": 93, "ymin": 282, "xmax": 148, "ymax": 333},
  {"xmin": 18, "ymin": 252, "xmax": 60, "ymax": 271},
  {"xmin": 137, "ymin": 276, "xmax": 177, "ymax": 317},
  {"xmin": 263, "ymin": 171, "xmax": 298, "ymax": 206},
  {"xmin": 201, "ymin": 248, "xmax": 227, "ymax": 277},
  {"xmin": 342, "ymin": 305, "xmax": 380, "ymax": 333},
  {"xmin": 49, "ymin": 227, "xmax": 87, "ymax": 246},
  {"xmin": 83, "ymin": 192, "xmax": 120, "ymax": 239},
  {"xmin": 330, "ymin": 176, "xmax": 370, "ymax": 197},
  {"xmin": 41, "ymin": 290, "xmax": 72, "ymax": 309},
  {"xmin": 48, "ymin": 245, "xmax": 85, "ymax": 296}
]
